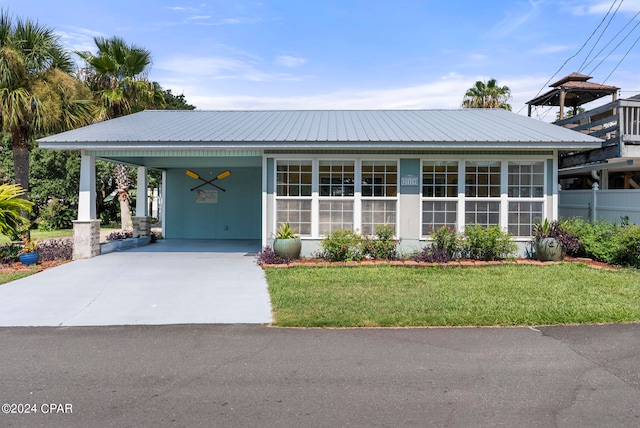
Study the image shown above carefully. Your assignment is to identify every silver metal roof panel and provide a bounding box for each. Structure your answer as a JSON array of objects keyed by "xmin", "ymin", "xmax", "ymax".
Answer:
[{"xmin": 38, "ymin": 109, "xmax": 602, "ymax": 149}]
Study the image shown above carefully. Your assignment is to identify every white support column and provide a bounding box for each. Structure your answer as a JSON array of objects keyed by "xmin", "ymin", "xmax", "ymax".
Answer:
[
  {"xmin": 73, "ymin": 151, "xmax": 100, "ymax": 259},
  {"xmin": 136, "ymin": 166, "xmax": 148, "ymax": 217},
  {"xmin": 78, "ymin": 151, "xmax": 96, "ymax": 220}
]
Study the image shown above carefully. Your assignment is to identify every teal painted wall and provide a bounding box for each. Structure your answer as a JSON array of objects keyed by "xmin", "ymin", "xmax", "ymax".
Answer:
[{"xmin": 165, "ymin": 166, "xmax": 262, "ymax": 239}]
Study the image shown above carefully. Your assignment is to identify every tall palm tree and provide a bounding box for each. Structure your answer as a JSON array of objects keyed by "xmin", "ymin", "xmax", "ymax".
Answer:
[
  {"xmin": 77, "ymin": 36, "xmax": 165, "ymax": 230},
  {"xmin": 0, "ymin": 10, "xmax": 94, "ymax": 197},
  {"xmin": 462, "ymin": 78, "xmax": 512, "ymax": 111}
]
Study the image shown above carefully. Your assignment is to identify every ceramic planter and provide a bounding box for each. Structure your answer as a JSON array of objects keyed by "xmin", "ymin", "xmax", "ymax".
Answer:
[
  {"xmin": 535, "ymin": 238, "xmax": 565, "ymax": 262},
  {"xmin": 273, "ymin": 237, "xmax": 302, "ymax": 260},
  {"xmin": 19, "ymin": 252, "xmax": 39, "ymax": 266}
]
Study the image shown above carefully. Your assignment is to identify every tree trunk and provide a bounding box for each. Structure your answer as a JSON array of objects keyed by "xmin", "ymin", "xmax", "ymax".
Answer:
[
  {"xmin": 11, "ymin": 127, "xmax": 30, "ymax": 192},
  {"xmin": 10, "ymin": 127, "xmax": 31, "ymax": 240},
  {"xmin": 119, "ymin": 192, "xmax": 133, "ymax": 231}
]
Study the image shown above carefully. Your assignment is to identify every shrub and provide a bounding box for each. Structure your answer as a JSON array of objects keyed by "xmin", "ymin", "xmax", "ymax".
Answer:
[
  {"xmin": 429, "ymin": 225, "xmax": 463, "ymax": 259},
  {"xmin": 37, "ymin": 198, "xmax": 75, "ymax": 231},
  {"xmin": 561, "ymin": 218, "xmax": 619, "ymax": 262},
  {"xmin": 37, "ymin": 239, "xmax": 73, "ymax": 261},
  {"xmin": 106, "ymin": 230, "xmax": 133, "ymax": 241},
  {"xmin": 363, "ymin": 225, "xmax": 399, "ymax": 260},
  {"xmin": 412, "ymin": 244, "xmax": 451, "ymax": 263},
  {"xmin": 256, "ymin": 246, "xmax": 290, "ymax": 265},
  {"xmin": 0, "ymin": 243, "xmax": 21, "ymax": 264},
  {"xmin": 319, "ymin": 229, "xmax": 365, "ymax": 262},
  {"xmin": 463, "ymin": 224, "xmax": 517, "ymax": 261},
  {"xmin": 613, "ymin": 224, "xmax": 640, "ymax": 268}
]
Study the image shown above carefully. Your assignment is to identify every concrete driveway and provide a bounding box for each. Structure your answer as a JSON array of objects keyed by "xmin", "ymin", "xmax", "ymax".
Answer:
[{"xmin": 0, "ymin": 239, "xmax": 272, "ymax": 326}]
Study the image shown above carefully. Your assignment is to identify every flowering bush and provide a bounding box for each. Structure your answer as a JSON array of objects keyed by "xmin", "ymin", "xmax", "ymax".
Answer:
[{"xmin": 363, "ymin": 225, "xmax": 399, "ymax": 260}]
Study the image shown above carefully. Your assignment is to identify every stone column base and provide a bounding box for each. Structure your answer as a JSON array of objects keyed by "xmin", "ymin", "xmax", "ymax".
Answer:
[
  {"xmin": 132, "ymin": 216, "xmax": 152, "ymax": 237},
  {"xmin": 73, "ymin": 220, "xmax": 101, "ymax": 260}
]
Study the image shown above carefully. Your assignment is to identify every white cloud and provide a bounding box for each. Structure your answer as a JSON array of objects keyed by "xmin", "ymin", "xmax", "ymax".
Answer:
[
  {"xmin": 274, "ymin": 55, "xmax": 307, "ymax": 67},
  {"xmin": 577, "ymin": 0, "xmax": 640, "ymax": 15},
  {"xmin": 488, "ymin": 0, "xmax": 543, "ymax": 38},
  {"xmin": 533, "ymin": 44, "xmax": 570, "ymax": 54}
]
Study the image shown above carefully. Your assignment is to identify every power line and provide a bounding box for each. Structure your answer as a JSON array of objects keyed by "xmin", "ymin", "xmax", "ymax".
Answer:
[
  {"xmin": 580, "ymin": 9, "xmax": 640, "ymax": 74},
  {"xmin": 588, "ymin": 17, "xmax": 640, "ymax": 76},
  {"xmin": 517, "ymin": 0, "xmax": 620, "ymax": 114},
  {"xmin": 578, "ymin": 0, "xmax": 624, "ymax": 72},
  {"xmin": 603, "ymin": 31, "xmax": 640, "ymax": 83}
]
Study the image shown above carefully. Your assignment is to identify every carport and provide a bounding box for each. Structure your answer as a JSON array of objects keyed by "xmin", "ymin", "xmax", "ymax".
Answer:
[{"xmin": 0, "ymin": 239, "xmax": 271, "ymax": 326}]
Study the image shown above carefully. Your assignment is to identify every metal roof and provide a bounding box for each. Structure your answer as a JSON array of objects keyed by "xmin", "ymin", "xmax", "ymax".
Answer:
[{"xmin": 38, "ymin": 109, "xmax": 602, "ymax": 150}]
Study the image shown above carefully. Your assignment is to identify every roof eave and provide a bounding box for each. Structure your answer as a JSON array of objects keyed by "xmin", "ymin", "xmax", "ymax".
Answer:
[{"xmin": 37, "ymin": 141, "xmax": 603, "ymax": 151}]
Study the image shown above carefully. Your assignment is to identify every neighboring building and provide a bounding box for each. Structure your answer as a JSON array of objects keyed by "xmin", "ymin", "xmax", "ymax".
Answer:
[
  {"xmin": 527, "ymin": 73, "xmax": 640, "ymax": 223},
  {"xmin": 38, "ymin": 109, "xmax": 600, "ymax": 258}
]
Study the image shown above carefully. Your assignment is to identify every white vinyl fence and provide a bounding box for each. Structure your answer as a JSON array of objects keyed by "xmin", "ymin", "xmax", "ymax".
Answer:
[{"xmin": 559, "ymin": 185, "xmax": 640, "ymax": 224}]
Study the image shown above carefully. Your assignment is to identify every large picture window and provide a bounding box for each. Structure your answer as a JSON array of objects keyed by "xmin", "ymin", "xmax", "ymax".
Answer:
[{"xmin": 507, "ymin": 161, "xmax": 545, "ymax": 236}]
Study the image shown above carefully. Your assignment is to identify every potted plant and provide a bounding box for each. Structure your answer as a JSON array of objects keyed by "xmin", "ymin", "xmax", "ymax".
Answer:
[
  {"xmin": 19, "ymin": 238, "xmax": 39, "ymax": 266},
  {"xmin": 273, "ymin": 222, "xmax": 301, "ymax": 260},
  {"xmin": 532, "ymin": 219, "xmax": 580, "ymax": 262}
]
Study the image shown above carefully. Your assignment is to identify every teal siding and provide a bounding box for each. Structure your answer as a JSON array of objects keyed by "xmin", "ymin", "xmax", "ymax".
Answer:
[
  {"xmin": 165, "ymin": 167, "xmax": 261, "ymax": 239},
  {"xmin": 400, "ymin": 158, "xmax": 421, "ymax": 195},
  {"xmin": 267, "ymin": 158, "xmax": 275, "ymax": 194}
]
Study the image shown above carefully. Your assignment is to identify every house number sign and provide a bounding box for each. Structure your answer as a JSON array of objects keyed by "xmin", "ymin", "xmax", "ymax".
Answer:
[{"xmin": 401, "ymin": 175, "xmax": 419, "ymax": 186}]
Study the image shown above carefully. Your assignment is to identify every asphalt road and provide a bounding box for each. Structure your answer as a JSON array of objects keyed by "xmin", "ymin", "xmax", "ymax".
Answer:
[{"xmin": 0, "ymin": 324, "xmax": 639, "ymax": 427}]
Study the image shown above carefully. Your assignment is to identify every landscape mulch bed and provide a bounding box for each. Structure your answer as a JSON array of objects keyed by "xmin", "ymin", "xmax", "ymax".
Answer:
[
  {"xmin": 262, "ymin": 257, "xmax": 619, "ymax": 271},
  {"xmin": 0, "ymin": 260, "xmax": 70, "ymax": 274}
]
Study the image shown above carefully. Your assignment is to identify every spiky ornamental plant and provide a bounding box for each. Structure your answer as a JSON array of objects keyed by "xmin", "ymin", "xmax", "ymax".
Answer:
[{"xmin": 0, "ymin": 183, "xmax": 33, "ymax": 237}]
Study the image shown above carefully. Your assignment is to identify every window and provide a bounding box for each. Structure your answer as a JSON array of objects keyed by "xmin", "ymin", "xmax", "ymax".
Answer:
[
  {"xmin": 275, "ymin": 161, "xmax": 312, "ymax": 236},
  {"xmin": 362, "ymin": 161, "xmax": 397, "ymax": 197},
  {"xmin": 277, "ymin": 161, "xmax": 312, "ymax": 197},
  {"xmin": 319, "ymin": 161, "xmax": 354, "ymax": 197},
  {"xmin": 362, "ymin": 161, "xmax": 397, "ymax": 235},
  {"xmin": 318, "ymin": 161, "xmax": 355, "ymax": 235},
  {"xmin": 423, "ymin": 161, "xmax": 458, "ymax": 197},
  {"xmin": 507, "ymin": 161, "xmax": 545, "ymax": 236},
  {"xmin": 422, "ymin": 201, "xmax": 457, "ymax": 235},
  {"xmin": 464, "ymin": 161, "xmax": 501, "ymax": 227},
  {"xmin": 508, "ymin": 202, "xmax": 543, "ymax": 236},
  {"xmin": 465, "ymin": 161, "xmax": 500, "ymax": 197},
  {"xmin": 422, "ymin": 161, "xmax": 459, "ymax": 234},
  {"xmin": 508, "ymin": 161, "xmax": 544, "ymax": 198}
]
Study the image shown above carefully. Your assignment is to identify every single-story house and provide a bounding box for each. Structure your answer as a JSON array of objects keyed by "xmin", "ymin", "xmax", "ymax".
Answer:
[{"xmin": 38, "ymin": 109, "xmax": 602, "ymax": 259}]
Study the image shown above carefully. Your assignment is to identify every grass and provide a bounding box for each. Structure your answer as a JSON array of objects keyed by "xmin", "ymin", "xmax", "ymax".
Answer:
[
  {"xmin": 0, "ymin": 229, "xmax": 74, "ymax": 244},
  {"xmin": 0, "ymin": 270, "xmax": 36, "ymax": 285},
  {"xmin": 266, "ymin": 263, "xmax": 640, "ymax": 327}
]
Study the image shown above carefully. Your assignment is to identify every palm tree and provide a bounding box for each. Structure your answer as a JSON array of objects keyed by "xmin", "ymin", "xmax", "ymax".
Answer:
[
  {"xmin": 462, "ymin": 78, "xmax": 512, "ymax": 111},
  {"xmin": 77, "ymin": 36, "xmax": 165, "ymax": 230},
  {"xmin": 0, "ymin": 10, "xmax": 94, "ymax": 196}
]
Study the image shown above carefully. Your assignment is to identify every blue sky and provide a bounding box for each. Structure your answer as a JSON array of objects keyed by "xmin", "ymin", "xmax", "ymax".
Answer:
[{"xmin": 4, "ymin": 0, "xmax": 640, "ymax": 119}]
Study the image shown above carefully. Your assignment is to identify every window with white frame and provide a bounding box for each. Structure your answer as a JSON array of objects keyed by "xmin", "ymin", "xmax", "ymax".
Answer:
[
  {"xmin": 465, "ymin": 161, "xmax": 501, "ymax": 227},
  {"xmin": 361, "ymin": 161, "xmax": 397, "ymax": 235},
  {"xmin": 275, "ymin": 161, "xmax": 312, "ymax": 236},
  {"xmin": 422, "ymin": 161, "xmax": 458, "ymax": 234},
  {"xmin": 507, "ymin": 161, "xmax": 544, "ymax": 236},
  {"xmin": 318, "ymin": 161, "xmax": 355, "ymax": 235}
]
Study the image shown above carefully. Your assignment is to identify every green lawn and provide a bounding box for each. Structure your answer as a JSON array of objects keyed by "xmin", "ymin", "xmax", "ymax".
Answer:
[
  {"xmin": 0, "ymin": 229, "xmax": 73, "ymax": 244},
  {"xmin": 0, "ymin": 271, "xmax": 36, "ymax": 285},
  {"xmin": 266, "ymin": 263, "xmax": 640, "ymax": 327}
]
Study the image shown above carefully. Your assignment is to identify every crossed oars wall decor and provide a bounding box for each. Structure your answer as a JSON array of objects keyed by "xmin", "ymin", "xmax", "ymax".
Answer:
[{"xmin": 186, "ymin": 170, "xmax": 231, "ymax": 192}]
